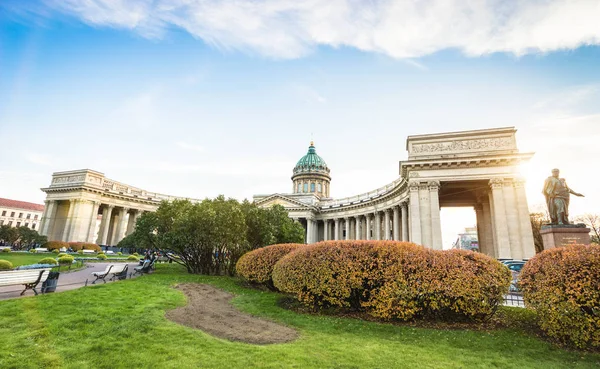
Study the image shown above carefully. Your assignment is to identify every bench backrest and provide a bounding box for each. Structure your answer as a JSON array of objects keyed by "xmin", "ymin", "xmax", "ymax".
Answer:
[
  {"xmin": 110, "ymin": 264, "xmax": 127, "ymax": 274},
  {"xmin": 0, "ymin": 269, "xmax": 51, "ymax": 287}
]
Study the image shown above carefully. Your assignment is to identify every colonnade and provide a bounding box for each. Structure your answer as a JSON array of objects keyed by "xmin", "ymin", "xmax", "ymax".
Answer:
[
  {"xmin": 38, "ymin": 199, "xmax": 145, "ymax": 246},
  {"xmin": 304, "ymin": 202, "xmax": 412, "ymax": 245}
]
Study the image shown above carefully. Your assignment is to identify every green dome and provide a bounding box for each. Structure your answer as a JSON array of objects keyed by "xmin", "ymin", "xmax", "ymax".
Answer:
[{"xmin": 293, "ymin": 142, "xmax": 330, "ymax": 175}]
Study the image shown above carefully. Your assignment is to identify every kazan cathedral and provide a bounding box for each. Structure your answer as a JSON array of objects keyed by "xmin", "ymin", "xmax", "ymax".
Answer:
[{"xmin": 253, "ymin": 127, "xmax": 537, "ymax": 260}]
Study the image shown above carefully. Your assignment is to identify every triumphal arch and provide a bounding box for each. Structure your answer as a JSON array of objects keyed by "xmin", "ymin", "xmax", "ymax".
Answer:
[{"xmin": 39, "ymin": 126, "xmax": 534, "ymax": 259}]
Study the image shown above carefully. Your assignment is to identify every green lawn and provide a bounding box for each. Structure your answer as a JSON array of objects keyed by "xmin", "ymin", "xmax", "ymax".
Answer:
[
  {"xmin": 0, "ymin": 264, "xmax": 598, "ymax": 369},
  {"xmin": 0, "ymin": 253, "xmax": 129, "ymax": 267}
]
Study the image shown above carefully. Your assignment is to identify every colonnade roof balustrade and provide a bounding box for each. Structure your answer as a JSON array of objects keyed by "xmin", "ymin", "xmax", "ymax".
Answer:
[{"xmin": 319, "ymin": 177, "xmax": 405, "ymax": 209}]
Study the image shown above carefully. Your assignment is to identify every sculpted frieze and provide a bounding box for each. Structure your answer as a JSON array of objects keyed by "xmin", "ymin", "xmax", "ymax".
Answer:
[
  {"xmin": 52, "ymin": 175, "xmax": 86, "ymax": 185},
  {"xmin": 411, "ymin": 137, "xmax": 514, "ymax": 155}
]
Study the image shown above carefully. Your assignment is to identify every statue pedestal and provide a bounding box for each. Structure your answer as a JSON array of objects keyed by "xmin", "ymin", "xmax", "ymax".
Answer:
[{"xmin": 540, "ymin": 224, "xmax": 591, "ymax": 249}]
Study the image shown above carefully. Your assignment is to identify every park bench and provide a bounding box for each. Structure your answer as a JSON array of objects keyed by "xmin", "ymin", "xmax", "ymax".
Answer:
[
  {"xmin": 90, "ymin": 265, "xmax": 114, "ymax": 284},
  {"xmin": 34, "ymin": 248, "xmax": 48, "ymax": 253},
  {"xmin": 133, "ymin": 259, "xmax": 153, "ymax": 276},
  {"xmin": 82, "ymin": 249, "xmax": 95, "ymax": 254},
  {"xmin": 109, "ymin": 264, "xmax": 128, "ymax": 281},
  {"xmin": 0, "ymin": 268, "xmax": 52, "ymax": 296}
]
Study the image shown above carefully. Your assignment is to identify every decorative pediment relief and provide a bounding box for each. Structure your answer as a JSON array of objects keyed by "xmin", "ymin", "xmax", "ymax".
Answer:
[{"xmin": 255, "ymin": 194, "xmax": 310, "ymax": 209}]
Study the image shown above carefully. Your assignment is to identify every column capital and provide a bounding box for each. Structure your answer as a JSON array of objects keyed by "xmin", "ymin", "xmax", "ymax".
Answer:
[
  {"xmin": 489, "ymin": 178, "xmax": 504, "ymax": 189},
  {"xmin": 428, "ymin": 180, "xmax": 441, "ymax": 190},
  {"xmin": 106, "ymin": 204, "xmax": 115, "ymax": 209},
  {"xmin": 513, "ymin": 179, "xmax": 526, "ymax": 188},
  {"xmin": 408, "ymin": 181, "xmax": 420, "ymax": 192},
  {"xmin": 401, "ymin": 201, "xmax": 409, "ymax": 209}
]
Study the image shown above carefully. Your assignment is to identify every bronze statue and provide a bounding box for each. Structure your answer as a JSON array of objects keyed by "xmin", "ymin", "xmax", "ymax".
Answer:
[{"xmin": 542, "ymin": 169, "xmax": 584, "ymax": 225}]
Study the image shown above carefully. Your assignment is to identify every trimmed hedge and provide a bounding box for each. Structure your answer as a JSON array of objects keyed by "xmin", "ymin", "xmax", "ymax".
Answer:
[
  {"xmin": 236, "ymin": 243, "xmax": 304, "ymax": 290},
  {"xmin": 520, "ymin": 244, "xmax": 600, "ymax": 350},
  {"xmin": 52, "ymin": 249, "xmax": 60, "ymax": 254},
  {"xmin": 38, "ymin": 257, "xmax": 58, "ymax": 266},
  {"xmin": 68, "ymin": 242, "xmax": 101, "ymax": 252},
  {"xmin": 97, "ymin": 254, "xmax": 107, "ymax": 260},
  {"xmin": 29, "ymin": 249, "xmax": 37, "ymax": 253},
  {"xmin": 58, "ymin": 255, "xmax": 74, "ymax": 265},
  {"xmin": 273, "ymin": 241, "xmax": 511, "ymax": 322},
  {"xmin": 1, "ymin": 248, "xmax": 10, "ymax": 253},
  {"xmin": 127, "ymin": 255, "xmax": 139, "ymax": 261},
  {"xmin": 77, "ymin": 250, "xmax": 84, "ymax": 255},
  {"xmin": 0, "ymin": 260, "xmax": 13, "ymax": 270},
  {"xmin": 43, "ymin": 241, "xmax": 69, "ymax": 250},
  {"xmin": 57, "ymin": 253, "xmax": 68, "ymax": 258}
]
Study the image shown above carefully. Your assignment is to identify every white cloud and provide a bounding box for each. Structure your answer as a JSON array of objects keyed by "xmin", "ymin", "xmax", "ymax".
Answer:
[
  {"xmin": 26, "ymin": 152, "xmax": 51, "ymax": 166},
  {"xmin": 176, "ymin": 141, "xmax": 204, "ymax": 152},
  {"xmin": 40, "ymin": 0, "xmax": 600, "ymax": 59}
]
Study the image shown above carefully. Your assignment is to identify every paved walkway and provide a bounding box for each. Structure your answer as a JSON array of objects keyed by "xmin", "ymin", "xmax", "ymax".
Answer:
[{"xmin": 0, "ymin": 262, "xmax": 141, "ymax": 301}]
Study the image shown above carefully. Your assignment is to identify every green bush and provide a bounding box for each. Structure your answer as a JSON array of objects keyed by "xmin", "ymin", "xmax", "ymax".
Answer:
[
  {"xmin": 127, "ymin": 255, "xmax": 139, "ymax": 261},
  {"xmin": 117, "ymin": 252, "xmax": 122, "ymax": 256},
  {"xmin": 29, "ymin": 249, "xmax": 37, "ymax": 253},
  {"xmin": 520, "ymin": 244, "xmax": 600, "ymax": 350},
  {"xmin": 57, "ymin": 253, "xmax": 68, "ymax": 258},
  {"xmin": 273, "ymin": 241, "xmax": 511, "ymax": 322},
  {"xmin": 42, "ymin": 241, "xmax": 69, "ymax": 250},
  {"xmin": 98, "ymin": 251, "xmax": 105, "ymax": 255},
  {"xmin": 38, "ymin": 257, "xmax": 58, "ymax": 266},
  {"xmin": 133, "ymin": 252, "xmax": 139, "ymax": 257},
  {"xmin": 77, "ymin": 250, "xmax": 84, "ymax": 255},
  {"xmin": 52, "ymin": 249, "xmax": 60, "ymax": 254},
  {"xmin": 1, "ymin": 248, "xmax": 10, "ymax": 253},
  {"xmin": 58, "ymin": 255, "xmax": 74, "ymax": 265},
  {"xmin": 97, "ymin": 254, "xmax": 107, "ymax": 260},
  {"xmin": 236, "ymin": 243, "xmax": 304, "ymax": 290},
  {"xmin": 0, "ymin": 260, "xmax": 13, "ymax": 270}
]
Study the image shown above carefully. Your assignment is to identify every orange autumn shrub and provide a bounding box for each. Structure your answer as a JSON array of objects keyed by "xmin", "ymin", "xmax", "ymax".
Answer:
[
  {"xmin": 236, "ymin": 243, "xmax": 304, "ymax": 290},
  {"xmin": 520, "ymin": 244, "xmax": 600, "ymax": 350},
  {"xmin": 42, "ymin": 241, "xmax": 69, "ymax": 250},
  {"xmin": 273, "ymin": 240, "xmax": 510, "ymax": 322},
  {"xmin": 67, "ymin": 242, "xmax": 101, "ymax": 252}
]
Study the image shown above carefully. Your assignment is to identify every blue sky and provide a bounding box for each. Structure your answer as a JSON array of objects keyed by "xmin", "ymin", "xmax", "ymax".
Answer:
[{"xmin": 1, "ymin": 1, "xmax": 599, "ymax": 247}]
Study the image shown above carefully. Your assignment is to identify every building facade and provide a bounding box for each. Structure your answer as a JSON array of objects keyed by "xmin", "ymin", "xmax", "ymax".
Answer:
[
  {"xmin": 0, "ymin": 198, "xmax": 45, "ymax": 231},
  {"xmin": 38, "ymin": 126, "xmax": 536, "ymax": 259},
  {"xmin": 254, "ymin": 127, "xmax": 536, "ymax": 259},
  {"xmin": 452, "ymin": 227, "xmax": 479, "ymax": 252}
]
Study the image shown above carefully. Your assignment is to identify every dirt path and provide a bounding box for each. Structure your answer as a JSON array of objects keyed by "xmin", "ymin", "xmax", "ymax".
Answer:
[{"xmin": 166, "ymin": 283, "xmax": 298, "ymax": 345}]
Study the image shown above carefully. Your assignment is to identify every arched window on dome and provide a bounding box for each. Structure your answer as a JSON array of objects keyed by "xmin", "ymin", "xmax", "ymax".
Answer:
[
  {"xmin": 311, "ymin": 183, "xmax": 315, "ymax": 192},
  {"xmin": 318, "ymin": 183, "xmax": 322, "ymax": 192},
  {"xmin": 303, "ymin": 183, "xmax": 308, "ymax": 192},
  {"xmin": 297, "ymin": 183, "xmax": 301, "ymax": 192}
]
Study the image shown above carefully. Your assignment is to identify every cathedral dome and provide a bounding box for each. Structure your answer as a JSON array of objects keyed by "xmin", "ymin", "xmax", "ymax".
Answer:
[
  {"xmin": 293, "ymin": 142, "xmax": 330, "ymax": 176},
  {"xmin": 292, "ymin": 142, "xmax": 331, "ymax": 197}
]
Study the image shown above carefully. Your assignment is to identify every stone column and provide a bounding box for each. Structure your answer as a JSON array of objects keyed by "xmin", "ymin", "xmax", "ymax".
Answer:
[
  {"xmin": 345, "ymin": 217, "xmax": 350, "ymax": 240},
  {"xmin": 401, "ymin": 202, "xmax": 409, "ymax": 242},
  {"xmin": 409, "ymin": 182, "xmax": 422, "ymax": 244},
  {"xmin": 374, "ymin": 212, "xmax": 381, "ymax": 240},
  {"xmin": 61, "ymin": 199, "xmax": 78, "ymax": 242},
  {"xmin": 429, "ymin": 181, "xmax": 443, "ymax": 250},
  {"xmin": 355, "ymin": 216, "xmax": 361, "ymax": 240},
  {"xmin": 334, "ymin": 219, "xmax": 340, "ymax": 240},
  {"xmin": 392, "ymin": 206, "xmax": 400, "ymax": 241},
  {"xmin": 481, "ymin": 199, "xmax": 494, "ymax": 257},
  {"xmin": 384, "ymin": 209, "xmax": 391, "ymax": 240},
  {"xmin": 489, "ymin": 179, "xmax": 511, "ymax": 259},
  {"xmin": 514, "ymin": 180, "xmax": 536, "ymax": 259},
  {"xmin": 111, "ymin": 207, "xmax": 129, "ymax": 246},
  {"xmin": 502, "ymin": 179, "xmax": 522, "ymax": 260},
  {"xmin": 366, "ymin": 214, "xmax": 371, "ymax": 240},
  {"xmin": 98, "ymin": 205, "xmax": 114, "ymax": 245},
  {"xmin": 40, "ymin": 200, "xmax": 58, "ymax": 238},
  {"xmin": 323, "ymin": 220, "xmax": 329, "ymax": 241},
  {"xmin": 306, "ymin": 218, "xmax": 314, "ymax": 244},
  {"xmin": 85, "ymin": 201, "xmax": 101, "ymax": 243}
]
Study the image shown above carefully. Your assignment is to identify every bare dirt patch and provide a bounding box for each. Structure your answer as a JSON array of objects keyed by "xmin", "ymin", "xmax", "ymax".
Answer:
[{"xmin": 166, "ymin": 283, "xmax": 298, "ymax": 345}]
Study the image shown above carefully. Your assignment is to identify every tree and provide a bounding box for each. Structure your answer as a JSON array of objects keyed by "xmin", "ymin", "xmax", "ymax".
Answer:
[
  {"xmin": 530, "ymin": 212, "xmax": 550, "ymax": 254},
  {"xmin": 117, "ymin": 211, "xmax": 159, "ymax": 250},
  {"xmin": 267, "ymin": 205, "xmax": 305, "ymax": 244},
  {"xmin": 575, "ymin": 213, "xmax": 600, "ymax": 244},
  {"xmin": 0, "ymin": 225, "xmax": 19, "ymax": 245}
]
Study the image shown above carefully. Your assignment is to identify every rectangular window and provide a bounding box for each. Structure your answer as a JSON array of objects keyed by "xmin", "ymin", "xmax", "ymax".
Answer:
[
  {"xmin": 0, "ymin": 220, "xmax": 3, "ymax": 225},
  {"xmin": 311, "ymin": 183, "xmax": 315, "ymax": 192},
  {"xmin": 18, "ymin": 213, "xmax": 23, "ymax": 218},
  {"xmin": 26, "ymin": 214, "xmax": 31, "ymax": 219},
  {"xmin": 16, "ymin": 222, "xmax": 21, "ymax": 227},
  {"xmin": 8, "ymin": 221, "xmax": 12, "ymax": 226},
  {"xmin": 34, "ymin": 215, "xmax": 38, "ymax": 220},
  {"xmin": 10, "ymin": 212, "xmax": 15, "ymax": 217},
  {"xmin": 297, "ymin": 184, "xmax": 301, "ymax": 192},
  {"xmin": 1, "ymin": 211, "xmax": 5, "ymax": 216},
  {"xmin": 25, "ymin": 223, "xmax": 29, "ymax": 228},
  {"xmin": 303, "ymin": 183, "xmax": 308, "ymax": 192},
  {"xmin": 32, "ymin": 223, "xmax": 36, "ymax": 230},
  {"xmin": 318, "ymin": 183, "xmax": 322, "ymax": 192}
]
